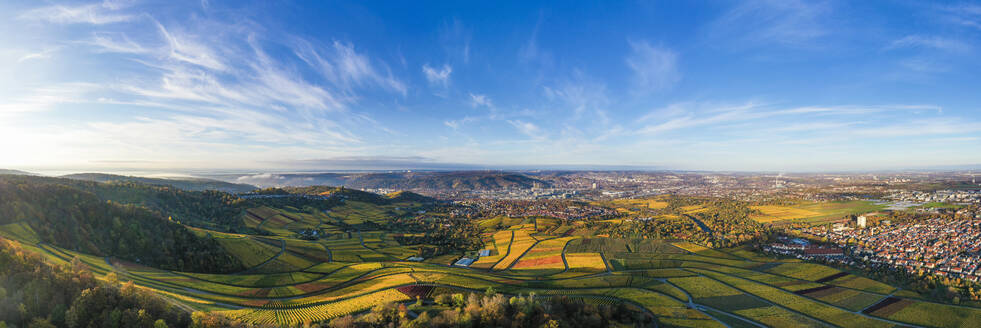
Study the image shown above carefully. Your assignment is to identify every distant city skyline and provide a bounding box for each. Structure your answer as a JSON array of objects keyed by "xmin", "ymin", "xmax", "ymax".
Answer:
[{"xmin": 2, "ymin": 1, "xmax": 981, "ymax": 172}]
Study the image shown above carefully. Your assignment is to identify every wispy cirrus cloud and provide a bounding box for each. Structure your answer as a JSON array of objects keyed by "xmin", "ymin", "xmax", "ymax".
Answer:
[
  {"xmin": 2, "ymin": 2, "xmax": 410, "ymax": 168},
  {"xmin": 469, "ymin": 93, "xmax": 492, "ymax": 108},
  {"xmin": 294, "ymin": 40, "xmax": 407, "ymax": 96},
  {"xmin": 507, "ymin": 120, "xmax": 542, "ymax": 139},
  {"xmin": 0, "ymin": 83, "xmax": 100, "ymax": 115},
  {"xmin": 422, "ymin": 63, "xmax": 452, "ymax": 87},
  {"xmin": 888, "ymin": 35, "xmax": 970, "ymax": 53},
  {"xmin": 20, "ymin": 1, "xmax": 135, "ymax": 25},
  {"xmin": 709, "ymin": 0, "xmax": 832, "ymax": 48},
  {"xmin": 625, "ymin": 41, "xmax": 680, "ymax": 93},
  {"xmin": 636, "ymin": 102, "xmax": 942, "ymax": 135},
  {"xmin": 937, "ymin": 4, "xmax": 981, "ymax": 30},
  {"xmin": 17, "ymin": 47, "xmax": 61, "ymax": 62}
]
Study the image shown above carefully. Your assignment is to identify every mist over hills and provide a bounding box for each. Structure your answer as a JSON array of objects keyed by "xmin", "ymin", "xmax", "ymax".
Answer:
[{"xmin": 0, "ymin": 169, "xmax": 36, "ymax": 176}]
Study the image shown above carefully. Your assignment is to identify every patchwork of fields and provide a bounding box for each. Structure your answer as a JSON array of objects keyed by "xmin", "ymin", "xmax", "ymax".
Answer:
[{"xmin": 3, "ymin": 200, "xmax": 978, "ymax": 328}]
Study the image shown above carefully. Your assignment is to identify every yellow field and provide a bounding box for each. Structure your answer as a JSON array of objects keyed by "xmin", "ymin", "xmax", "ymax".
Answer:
[
  {"xmin": 565, "ymin": 252, "xmax": 607, "ymax": 272},
  {"xmin": 681, "ymin": 205, "xmax": 707, "ymax": 214},
  {"xmin": 750, "ymin": 205, "xmax": 821, "ymax": 223},
  {"xmin": 492, "ymin": 230, "xmax": 536, "ymax": 271},
  {"xmin": 608, "ymin": 198, "xmax": 669, "ymax": 214},
  {"xmin": 672, "ymin": 241, "xmax": 710, "ymax": 254},
  {"xmin": 471, "ymin": 231, "xmax": 513, "ymax": 269}
]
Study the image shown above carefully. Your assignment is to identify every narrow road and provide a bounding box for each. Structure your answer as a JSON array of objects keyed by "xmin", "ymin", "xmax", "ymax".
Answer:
[
  {"xmin": 488, "ymin": 231, "xmax": 515, "ymax": 270},
  {"xmin": 235, "ymin": 239, "xmax": 285, "ymax": 275},
  {"xmin": 661, "ymin": 279, "xmax": 733, "ymax": 328},
  {"xmin": 558, "ymin": 238, "xmax": 575, "ymax": 274},
  {"xmin": 692, "ymin": 268, "xmax": 926, "ymax": 328},
  {"xmin": 501, "ymin": 237, "xmax": 557, "ymax": 271}
]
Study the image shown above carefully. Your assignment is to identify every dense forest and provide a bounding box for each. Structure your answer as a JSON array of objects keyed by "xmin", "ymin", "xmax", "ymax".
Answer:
[{"xmin": 0, "ymin": 175, "xmax": 243, "ymax": 273}]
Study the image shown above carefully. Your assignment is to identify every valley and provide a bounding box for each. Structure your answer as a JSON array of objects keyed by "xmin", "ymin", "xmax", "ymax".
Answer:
[{"xmin": 2, "ymin": 172, "xmax": 980, "ymax": 327}]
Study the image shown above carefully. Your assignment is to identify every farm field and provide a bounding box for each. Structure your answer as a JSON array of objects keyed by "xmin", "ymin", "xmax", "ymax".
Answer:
[
  {"xmin": 3, "ymin": 200, "xmax": 978, "ymax": 328},
  {"xmin": 606, "ymin": 197, "xmax": 670, "ymax": 214},
  {"xmin": 508, "ymin": 236, "xmax": 576, "ymax": 276},
  {"xmin": 749, "ymin": 200, "xmax": 886, "ymax": 224},
  {"xmin": 491, "ymin": 229, "xmax": 537, "ymax": 270}
]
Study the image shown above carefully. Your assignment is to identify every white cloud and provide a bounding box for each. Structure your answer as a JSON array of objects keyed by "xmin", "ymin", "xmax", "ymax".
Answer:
[
  {"xmin": 292, "ymin": 39, "xmax": 406, "ymax": 96},
  {"xmin": 469, "ymin": 93, "xmax": 492, "ymax": 108},
  {"xmin": 898, "ymin": 57, "xmax": 949, "ymax": 73},
  {"xmin": 20, "ymin": 3, "xmax": 134, "ymax": 25},
  {"xmin": 711, "ymin": 0, "xmax": 831, "ymax": 47},
  {"xmin": 422, "ymin": 63, "xmax": 452, "ymax": 87},
  {"xmin": 155, "ymin": 21, "xmax": 228, "ymax": 71},
  {"xmin": 1, "ymin": 3, "xmax": 414, "ymax": 168},
  {"xmin": 543, "ymin": 77, "xmax": 609, "ymax": 116},
  {"xmin": 889, "ymin": 35, "xmax": 970, "ymax": 53},
  {"xmin": 507, "ymin": 120, "xmax": 541, "ymax": 138},
  {"xmin": 939, "ymin": 4, "xmax": 981, "ymax": 30},
  {"xmin": 17, "ymin": 47, "xmax": 60, "ymax": 62},
  {"xmin": 0, "ymin": 83, "xmax": 99, "ymax": 115},
  {"xmin": 636, "ymin": 101, "xmax": 949, "ymax": 136},
  {"xmin": 86, "ymin": 32, "xmax": 150, "ymax": 54},
  {"xmin": 625, "ymin": 41, "xmax": 680, "ymax": 93}
]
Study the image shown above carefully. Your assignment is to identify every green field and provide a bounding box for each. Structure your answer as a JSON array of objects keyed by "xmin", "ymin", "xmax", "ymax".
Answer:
[{"xmin": 4, "ymin": 198, "xmax": 979, "ymax": 328}]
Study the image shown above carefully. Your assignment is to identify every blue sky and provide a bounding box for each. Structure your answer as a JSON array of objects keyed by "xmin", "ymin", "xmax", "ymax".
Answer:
[{"xmin": 1, "ymin": 0, "xmax": 980, "ymax": 172}]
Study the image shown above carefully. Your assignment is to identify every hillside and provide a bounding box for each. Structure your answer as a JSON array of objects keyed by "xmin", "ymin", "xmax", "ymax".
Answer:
[
  {"xmin": 384, "ymin": 190, "xmax": 435, "ymax": 203},
  {"xmin": 0, "ymin": 238, "xmax": 196, "ymax": 328},
  {"xmin": 0, "ymin": 175, "xmax": 244, "ymax": 273},
  {"xmin": 2, "ymin": 177, "xmax": 981, "ymax": 327},
  {"xmin": 62, "ymin": 173, "xmax": 257, "ymax": 193}
]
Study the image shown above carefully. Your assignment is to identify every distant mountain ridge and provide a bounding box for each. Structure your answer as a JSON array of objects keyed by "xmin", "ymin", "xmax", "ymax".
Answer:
[
  {"xmin": 62, "ymin": 173, "xmax": 257, "ymax": 193},
  {"xmin": 227, "ymin": 171, "xmax": 551, "ymax": 190},
  {"xmin": 0, "ymin": 169, "xmax": 36, "ymax": 176},
  {"xmin": 254, "ymin": 185, "xmax": 438, "ymax": 204}
]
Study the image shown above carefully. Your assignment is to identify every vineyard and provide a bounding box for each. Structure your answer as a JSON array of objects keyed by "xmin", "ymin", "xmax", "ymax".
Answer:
[{"xmin": 4, "ymin": 196, "xmax": 981, "ymax": 328}]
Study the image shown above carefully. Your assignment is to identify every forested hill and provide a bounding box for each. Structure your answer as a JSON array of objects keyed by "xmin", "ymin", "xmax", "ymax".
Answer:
[
  {"xmin": 62, "ymin": 173, "xmax": 258, "ymax": 193},
  {"xmin": 0, "ymin": 175, "xmax": 244, "ymax": 273},
  {"xmin": 231, "ymin": 171, "xmax": 551, "ymax": 190},
  {"xmin": 348, "ymin": 171, "xmax": 551, "ymax": 190},
  {"xmin": 261, "ymin": 185, "xmax": 438, "ymax": 204},
  {"xmin": 0, "ymin": 238, "xmax": 197, "ymax": 328},
  {"xmin": 0, "ymin": 175, "xmax": 250, "ymax": 232}
]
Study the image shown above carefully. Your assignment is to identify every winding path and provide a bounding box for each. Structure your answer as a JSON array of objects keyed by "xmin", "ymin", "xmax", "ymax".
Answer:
[
  {"xmin": 488, "ymin": 231, "xmax": 516, "ymax": 270},
  {"xmin": 234, "ymin": 239, "xmax": 286, "ymax": 275}
]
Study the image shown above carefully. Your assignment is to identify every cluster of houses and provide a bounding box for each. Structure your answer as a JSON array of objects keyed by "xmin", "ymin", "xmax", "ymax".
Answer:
[
  {"xmin": 810, "ymin": 217, "xmax": 981, "ymax": 283},
  {"xmin": 887, "ymin": 189, "xmax": 981, "ymax": 205},
  {"xmin": 764, "ymin": 237, "xmax": 847, "ymax": 260},
  {"xmin": 451, "ymin": 199, "xmax": 616, "ymax": 220}
]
